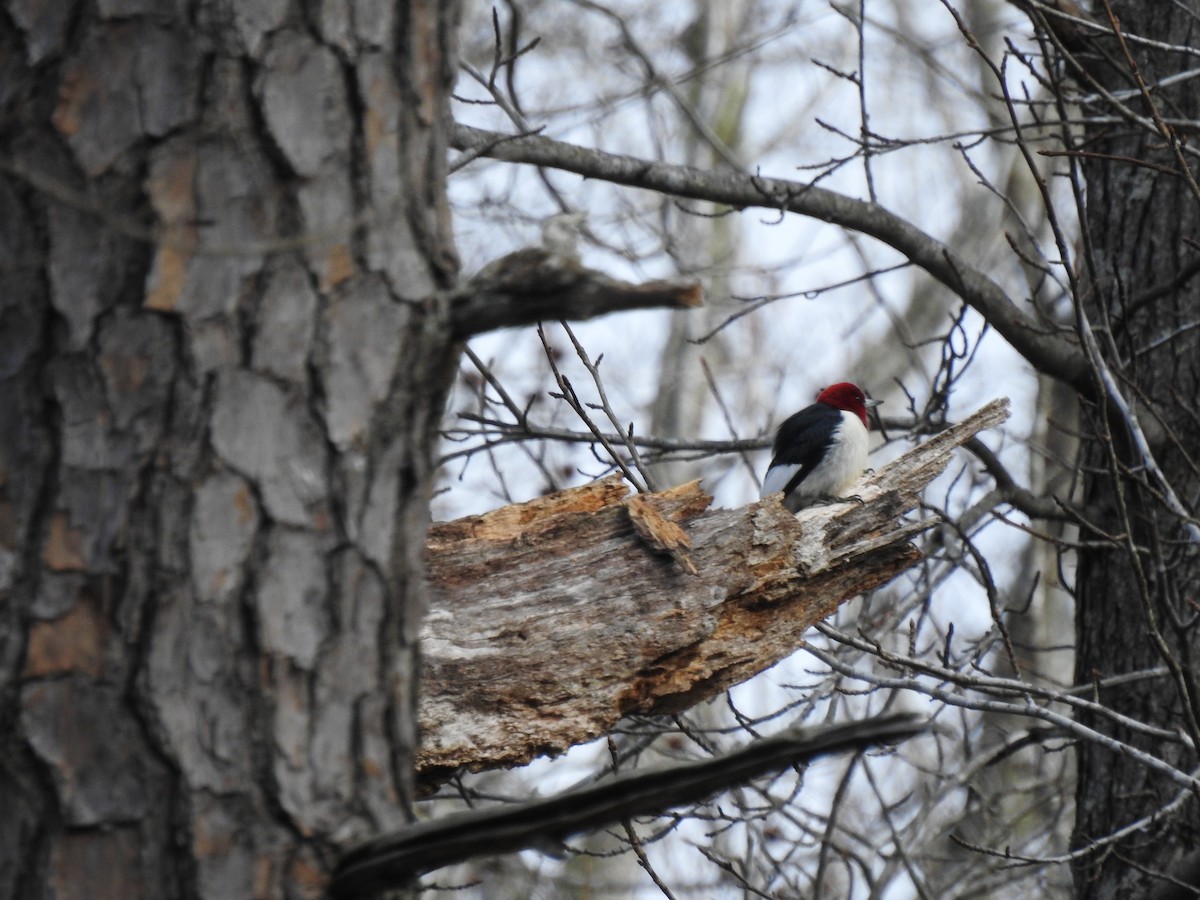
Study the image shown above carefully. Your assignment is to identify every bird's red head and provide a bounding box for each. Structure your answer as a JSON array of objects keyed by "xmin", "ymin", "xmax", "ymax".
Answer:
[{"xmin": 815, "ymin": 382, "xmax": 878, "ymax": 427}]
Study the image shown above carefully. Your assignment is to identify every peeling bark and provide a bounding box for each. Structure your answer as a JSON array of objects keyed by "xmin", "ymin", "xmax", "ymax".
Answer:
[{"xmin": 417, "ymin": 399, "xmax": 1010, "ymax": 784}]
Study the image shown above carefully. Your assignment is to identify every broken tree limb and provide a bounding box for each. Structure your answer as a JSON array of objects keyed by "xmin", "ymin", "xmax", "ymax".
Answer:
[
  {"xmin": 450, "ymin": 247, "xmax": 702, "ymax": 339},
  {"xmin": 418, "ymin": 398, "xmax": 1010, "ymax": 785}
]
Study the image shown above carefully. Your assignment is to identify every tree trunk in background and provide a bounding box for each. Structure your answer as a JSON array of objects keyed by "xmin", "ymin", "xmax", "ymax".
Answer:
[
  {"xmin": 1073, "ymin": 3, "xmax": 1200, "ymax": 895},
  {"xmin": 0, "ymin": 2, "xmax": 460, "ymax": 896},
  {"xmin": 648, "ymin": 0, "xmax": 748, "ymax": 493}
]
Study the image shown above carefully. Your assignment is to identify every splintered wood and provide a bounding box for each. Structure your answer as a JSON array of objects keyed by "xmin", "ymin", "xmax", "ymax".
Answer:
[{"xmin": 418, "ymin": 398, "xmax": 1010, "ymax": 785}]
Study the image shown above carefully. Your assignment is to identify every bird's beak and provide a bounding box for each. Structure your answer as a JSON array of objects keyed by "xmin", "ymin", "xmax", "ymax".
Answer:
[{"xmin": 864, "ymin": 398, "xmax": 882, "ymax": 408}]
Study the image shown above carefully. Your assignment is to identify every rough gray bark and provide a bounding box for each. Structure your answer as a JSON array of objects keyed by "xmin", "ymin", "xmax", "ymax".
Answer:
[
  {"xmin": 1, "ymin": 2, "xmax": 462, "ymax": 896},
  {"xmin": 1071, "ymin": 3, "xmax": 1200, "ymax": 896}
]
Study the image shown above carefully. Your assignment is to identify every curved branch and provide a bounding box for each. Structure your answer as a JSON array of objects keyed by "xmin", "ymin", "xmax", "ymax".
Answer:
[
  {"xmin": 963, "ymin": 435, "xmax": 1083, "ymax": 522},
  {"xmin": 450, "ymin": 122, "xmax": 1089, "ymax": 392},
  {"xmin": 332, "ymin": 714, "xmax": 926, "ymax": 896}
]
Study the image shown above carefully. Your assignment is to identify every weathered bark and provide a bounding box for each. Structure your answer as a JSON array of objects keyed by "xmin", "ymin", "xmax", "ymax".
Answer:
[
  {"xmin": 417, "ymin": 399, "xmax": 1009, "ymax": 784},
  {"xmin": 1, "ymin": 2, "xmax": 462, "ymax": 896},
  {"xmin": 1072, "ymin": 4, "xmax": 1200, "ymax": 896}
]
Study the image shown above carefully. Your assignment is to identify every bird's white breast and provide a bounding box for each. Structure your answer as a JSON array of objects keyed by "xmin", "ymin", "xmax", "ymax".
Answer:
[
  {"xmin": 805, "ymin": 411, "xmax": 868, "ymax": 497},
  {"xmin": 761, "ymin": 411, "xmax": 869, "ymax": 505}
]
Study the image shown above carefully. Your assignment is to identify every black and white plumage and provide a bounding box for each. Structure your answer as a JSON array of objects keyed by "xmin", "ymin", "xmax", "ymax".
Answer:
[{"xmin": 761, "ymin": 382, "xmax": 880, "ymax": 512}]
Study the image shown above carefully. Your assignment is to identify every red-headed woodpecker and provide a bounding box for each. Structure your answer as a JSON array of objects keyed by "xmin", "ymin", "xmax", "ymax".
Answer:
[{"xmin": 761, "ymin": 382, "xmax": 881, "ymax": 512}]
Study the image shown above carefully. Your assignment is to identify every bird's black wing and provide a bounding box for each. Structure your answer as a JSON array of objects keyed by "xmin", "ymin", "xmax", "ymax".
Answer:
[{"xmin": 768, "ymin": 402, "xmax": 841, "ymax": 498}]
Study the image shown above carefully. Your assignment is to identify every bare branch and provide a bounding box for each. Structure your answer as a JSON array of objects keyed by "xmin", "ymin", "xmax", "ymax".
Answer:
[{"xmin": 449, "ymin": 122, "xmax": 1089, "ymax": 390}]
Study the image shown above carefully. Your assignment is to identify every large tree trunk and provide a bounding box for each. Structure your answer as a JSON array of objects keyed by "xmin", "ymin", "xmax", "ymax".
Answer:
[
  {"xmin": 1072, "ymin": 3, "xmax": 1200, "ymax": 896},
  {"xmin": 1, "ymin": 2, "xmax": 461, "ymax": 896}
]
